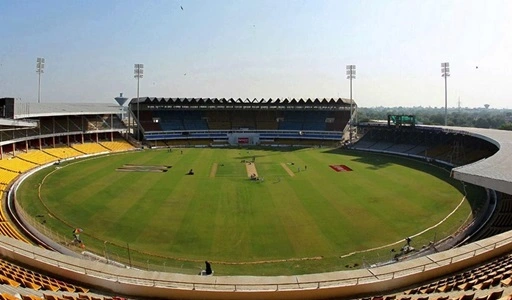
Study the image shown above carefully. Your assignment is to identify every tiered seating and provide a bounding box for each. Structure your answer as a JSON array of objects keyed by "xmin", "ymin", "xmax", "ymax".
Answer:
[
  {"xmin": 355, "ymin": 255, "xmax": 512, "ymax": 300},
  {"xmin": 71, "ymin": 143, "xmax": 108, "ymax": 155},
  {"xmin": 204, "ymin": 110, "xmax": 231, "ymax": 129},
  {"xmin": 0, "ymin": 293, "xmax": 116, "ymax": 300},
  {"xmin": 99, "ymin": 141, "xmax": 134, "ymax": 152},
  {"xmin": 37, "ymin": 115, "xmax": 117, "ymax": 135},
  {"xmin": 276, "ymin": 111, "xmax": 330, "ymax": 131},
  {"xmin": 302, "ymin": 111, "xmax": 327, "ymax": 131},
  {"xmin": 255, "ymin": 111, "xmax": 279, "ymax": 130},
  {"xmin": 138, "ymin": 111, "xmax": 161, "ymax": 132},
  {"xmin": 372, "ymin": 142, "xmax": 395, "ymax": 150},
  {"xmin": 0, "ymin": 223, "xmax": 30, "ymax": 243},
  {"xmin": 42, "ymin": 148, "xmax": 83, "ymax": 159},
  {"xmin": 354, "ymin": 127, "xmax": 498, "ymax": 167},
  {"xmin": 326, "ymin": 111, "xmax": 350, "ymax": 131},
  {"xmin": 403, "ymin": 254, "xmax": 512, "ymax": 297},
  {"xmin": 0, "ymin": 191, "xmax": 4, "ymax": 217},
  {"xmin": 362, "ymin": 289, "xmax": 507, "ymax": 300},
  {"xmin": 0, "ymin": 141, "xmax": 134, "ymax": 246},
  {"xmin": 0, "ymin": 259, "xmax": 89, "ymax": 294},
  {"xmin": 85, "ymin": 115, "xmax": 118, "ymax": 131},
  {"xmin": 279, "ymin": 111, "xmax": 305, "ymax": 130},
  {"xmin": 103, "ymin": 115, "xmax": 125, "ymax": 130},
  {"xmin": 207, "ymin": 121, "xmax": 231, "ymax": 130},
  {"xmin": 0, "ymin": 188, "xmax": 31, "ymax": 243},
  {"xmin": 472, "ymin": 195, "xmax": 512, "ymax": 241},
  {"xmin": 160, "ymin": 120, "xmax": 184, "ymax": 131},
  {"xmin": 182, "ymin": 111, "xmax": 208, "ymax": 130},
  {"xmin": 152, "ymin": 111, "xmax": 185, "ymax": 131},
  {"xmin": 0, "ymin": 158, "xmax": 37, "ymax": 174},
  {"xmin": 406, "ymin": 145, "xmax": 428, "ymax": 156},
  {"xmin": 231, "ymin": 111, "xmax": 256, "ymax": 129},
  {"xmin": 0, "ymin": 171, "xmax": 18, "ymax": 185},
  {"xmin": 15, "ymin": 151, "xmax": 57, "ymax": 166}
]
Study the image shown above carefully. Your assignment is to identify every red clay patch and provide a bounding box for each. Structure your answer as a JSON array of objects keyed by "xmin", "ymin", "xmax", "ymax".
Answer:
[{"xmin": 329, "ymin": 165, "xmax": 353, "ymax": 172}]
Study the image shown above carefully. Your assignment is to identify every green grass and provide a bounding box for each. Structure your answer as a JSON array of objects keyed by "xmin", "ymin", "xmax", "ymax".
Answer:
[{"xmin": 17, "ymin": 147, "xmax": 480, "ymax": 275}]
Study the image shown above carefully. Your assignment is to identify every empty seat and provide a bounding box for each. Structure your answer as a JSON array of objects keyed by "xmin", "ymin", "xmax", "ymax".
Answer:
[{"xmin": 487, "ymin": 289, "xmax": 504, "ymax": 300}]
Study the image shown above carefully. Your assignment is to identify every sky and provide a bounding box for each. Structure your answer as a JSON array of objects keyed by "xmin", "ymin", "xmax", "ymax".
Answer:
[{"xmin": 0, "ymin": 0, "xmax": 511, "ymax": 108}]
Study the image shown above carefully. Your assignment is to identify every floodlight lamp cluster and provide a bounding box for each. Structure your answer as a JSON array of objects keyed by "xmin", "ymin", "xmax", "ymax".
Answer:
[
  {"xmin": 36, "ymin": 57, "xmax": 45, "ymax": 74},
  {"xmin": 134, "ymin": 64, "xmax": 144, "ymax": 79},
  {"xmin": 346, "ymin": 65, "xmax": 356, "ymax": 79},
  {"xmin": 441, "ymin": 62, "xmax": 450, "ymax": 77}
]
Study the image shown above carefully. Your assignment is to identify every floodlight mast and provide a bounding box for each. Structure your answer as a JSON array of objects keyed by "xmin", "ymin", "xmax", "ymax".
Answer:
[
  {"xmin": 441, "ymin": 62, "xmax": 450, "ymax": 126},
  {"xmin": 36, "ymin": 58, "xmax": 45, "ymax": 103},
  {"xmin": 134, "ymin": 64, "xmax": 144, "ymax": 141},
  {"xmin": 346, "ymin": 65, "xmax": 356, "ymax": 143}
]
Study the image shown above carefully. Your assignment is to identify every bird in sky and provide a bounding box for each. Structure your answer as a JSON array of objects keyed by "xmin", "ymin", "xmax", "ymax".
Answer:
[{"xmin": 180, "ymin": 6, "xmax": 184, "ymax": 10}]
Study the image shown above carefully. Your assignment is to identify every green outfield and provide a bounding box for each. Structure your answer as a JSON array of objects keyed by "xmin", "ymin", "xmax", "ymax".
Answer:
[{"xmin": 17, "ymin": 147, "xmax": 479, "ymax": 275}]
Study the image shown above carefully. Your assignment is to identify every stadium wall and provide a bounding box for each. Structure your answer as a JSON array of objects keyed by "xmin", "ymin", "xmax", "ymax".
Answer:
[{"xmin": 0, "ymin": 231, "xmax": 511, "ymax": 300}]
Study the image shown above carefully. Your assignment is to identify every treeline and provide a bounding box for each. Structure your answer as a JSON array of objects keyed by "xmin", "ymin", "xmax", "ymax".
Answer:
[{"xmin": 357, "ymin": 107, "xmax": 512, "ymax": 130}]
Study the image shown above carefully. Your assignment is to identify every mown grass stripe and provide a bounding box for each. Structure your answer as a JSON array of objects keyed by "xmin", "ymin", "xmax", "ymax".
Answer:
[{"xmin": 18, "ymin": 147, "xmax": 474, "ymax": 275}]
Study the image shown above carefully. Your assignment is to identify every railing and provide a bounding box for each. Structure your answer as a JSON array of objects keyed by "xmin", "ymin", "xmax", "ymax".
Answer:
[{"xmin": 0, "ymin": 232, "xmax": 511, "ymax": 293}]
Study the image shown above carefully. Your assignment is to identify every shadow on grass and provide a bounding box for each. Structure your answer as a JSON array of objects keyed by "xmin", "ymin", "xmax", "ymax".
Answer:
[
  {"xmin": 321, "ymin": 148, "xmax": 487, "ymax": 218},
  {"xmin": 203, "ymin": 145, "xmax": 313, "ymax": 160}
]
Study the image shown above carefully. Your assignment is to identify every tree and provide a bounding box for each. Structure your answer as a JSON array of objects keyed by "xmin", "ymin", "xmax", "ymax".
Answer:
[{"xmin": 499, "ymin": 123, "xmax": 512, "ymax": 131}]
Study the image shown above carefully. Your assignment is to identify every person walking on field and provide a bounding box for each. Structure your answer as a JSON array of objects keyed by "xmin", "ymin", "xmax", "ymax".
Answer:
[{"xmin": 72, "ymin": 228, "xmax": 82, "ymax": 242}]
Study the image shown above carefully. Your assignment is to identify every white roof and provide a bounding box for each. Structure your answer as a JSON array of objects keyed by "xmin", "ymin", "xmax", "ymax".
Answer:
[
  {"xmin": 14, "ymin": 103, "xmax": 122, "ymax": 119},
  {"xmin": 444, "ymin": 126, "xmax": 512, "ymax": 195}
]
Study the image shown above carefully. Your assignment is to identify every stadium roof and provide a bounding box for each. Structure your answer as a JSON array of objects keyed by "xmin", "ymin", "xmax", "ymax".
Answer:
[
  {"xmin": 14, "ymin": 103, "xmax": 123, "ymax": 119},
  {"xmin": 446, "ymin": 126, "xmax": 512, "ymax": 195},
  {"xmin": 129, "ymin": 97, "xmax": 355, "ymax": 106},
  {"xmin": 0, "ymin": 118, "xmax": 38, "ymax": 129}
]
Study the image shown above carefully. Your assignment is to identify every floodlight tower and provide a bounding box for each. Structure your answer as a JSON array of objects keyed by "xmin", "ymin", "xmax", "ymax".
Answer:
[
  {"xmin": 441, "ymin": 62, "xmax": 450, "ymax": 126},
  {"xmin": 134, "ymin": 64, "xmax": 144, "ymax": 141},
  {"xmin": 36, "ymin": 58, "xmax": 45, "ymax": 103},
  {"xmin": 346, "ymin": 65, "xmax": 356, "ymax": 143}
]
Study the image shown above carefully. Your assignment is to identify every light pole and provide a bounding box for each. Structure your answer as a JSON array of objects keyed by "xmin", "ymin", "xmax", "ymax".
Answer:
[
  {"xmin": 134, "ymin": 64, "xmax": 144, "ymax": 141},
  {"xmin": 346, "ymin": 65, "xmax": 356, "ymax": 143},
  {"xmin": 36, "ymin": 58, "xmax": 45, "ymax": 103},
  {"xmin": 441, "ymin": 62, "xmax": 450, "ymax": 126}
]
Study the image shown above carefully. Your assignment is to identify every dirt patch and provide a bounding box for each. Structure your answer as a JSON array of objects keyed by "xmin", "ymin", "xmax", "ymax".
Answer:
[
  {"xmin": 210, "ymin": 163, "xmax": 218, "ymax": 178},
  {"xmin": 245, "ymin": 162, "xmax": 258, "ymax": 178},
  {"xmin": 280, "ymin": 163, "xmax": 295, "ymax": 177}
]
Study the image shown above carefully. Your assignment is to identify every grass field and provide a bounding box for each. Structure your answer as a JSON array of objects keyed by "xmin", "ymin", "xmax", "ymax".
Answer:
[{"xmin": 17, "ymin": 147, "xmax": 479, "ymax": 275}]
